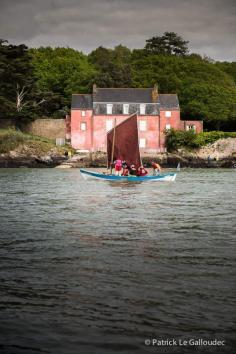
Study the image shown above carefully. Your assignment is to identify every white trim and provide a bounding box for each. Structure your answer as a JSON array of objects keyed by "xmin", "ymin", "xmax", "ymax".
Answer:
[
  {"xmin": 94, "ymin": 101, "xmax": 179, "ymax": 108},
  {"xmin": 106, "ymin": 104, "xmax": 113, "ymax": 114},
  {"xmin": 106, "ymin": 119, "xmax": 113, "ymax": 132},
  {"xmin": 139, "ymin": 138, "xmax": 146, "ymax": 148},
  {"xmin": 95, "ymin": 101, "xmax": 158, "ymax": 105},
  {"xmin": 139, "ymin": 120, "xmax": 147, "ymax": 131},
  {"xmin": 140, "ymin": 104, "xmax": 146, "ymax": 115},
  {"xmin": 80, "ymin": 122, "xmax": 87, "ymax": 131},
  {"xmin": 165, "ymin": 111, "xmax": 172, "ymax": 117},
  {"xmin": 123, "ymin": 104, "xmax": 129, "ymax": 114}
]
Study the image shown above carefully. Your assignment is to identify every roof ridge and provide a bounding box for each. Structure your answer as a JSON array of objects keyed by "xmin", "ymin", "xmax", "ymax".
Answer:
[
  {"xmin": 72, "ymin": 93, "xmax": 92, "ymax": 96},
  {"xmin": 96, "ymin": 87, "xmax": 152, "ymax": 90}
]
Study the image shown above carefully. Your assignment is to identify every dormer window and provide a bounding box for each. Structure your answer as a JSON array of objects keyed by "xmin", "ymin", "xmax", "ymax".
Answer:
[
  {"xmin": 107, "ymin": 104, "xmax": 113, "ymax": 114},
  {"xmin": 165, "ymin": 111, "xmax": 172, "ymax": 117},
  {"xmin": 140, "ymin": 104, "xmax": 146, "ymax": 115},
  {"xmin": 123, "ymin": 104, "xmax": 129, "ymax": 115}
]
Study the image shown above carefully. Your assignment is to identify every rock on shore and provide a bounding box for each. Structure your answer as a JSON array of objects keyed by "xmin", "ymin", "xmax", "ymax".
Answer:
[
  {"xmin": 1, "ymin": 138, "xmax": 235, "ymax": 168},
  {"xmin": 0, "ymin": 144, "xmax": 67, "ymax": 168}
]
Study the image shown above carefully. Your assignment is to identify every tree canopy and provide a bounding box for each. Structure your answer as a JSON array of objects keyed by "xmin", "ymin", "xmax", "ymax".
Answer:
[
  {"xmin": 0, "ymin": 39, "xmax": 38, "ymax": 122},
  {"xmin": 0, "ymin": 33, "xmax": 236, "ymax": 130},
  {"xmin": 145, "ymin": 32, "xmax": 189, "ymax": 56}
]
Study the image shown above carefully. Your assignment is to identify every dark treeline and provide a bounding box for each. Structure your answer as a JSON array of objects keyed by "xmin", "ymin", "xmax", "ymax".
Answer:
[{"xmin": 0, "ymin": 33, "xmax": 236, "ymax": 131}]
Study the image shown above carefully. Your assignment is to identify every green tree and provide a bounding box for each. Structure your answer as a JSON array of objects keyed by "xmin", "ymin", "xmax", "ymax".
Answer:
[
  {"xmin": 88, "ymin": 45, "xmax": 132, "ymax": 87},
  {"xmin": 215, "ymin": 61, "xmax": 236, "ymax": 84},
  {"xmin": 131, "ymin": 52, "xmax": 236, "ymax": 130},
  {"xmin": 0, "ymin": 39, "xmax": 40, "ymax": 122},
  {"xmin": 145, "ymin": 32, "xmax": 189, "ymax": 56},
  {"xmin": 30, "ymin": 47, "xmax": 96, "ymax": 116}
]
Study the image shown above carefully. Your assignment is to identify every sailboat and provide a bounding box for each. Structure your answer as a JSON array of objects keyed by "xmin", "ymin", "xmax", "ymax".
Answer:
[{"xmin": 80, "ymin": 114, "xmax": 176, "ymax": 182}]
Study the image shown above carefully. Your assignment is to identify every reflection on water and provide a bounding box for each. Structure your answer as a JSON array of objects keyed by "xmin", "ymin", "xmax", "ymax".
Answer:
[{"xmin": 0, "ymin": 168, "xmax": 235, "ymax": 354}]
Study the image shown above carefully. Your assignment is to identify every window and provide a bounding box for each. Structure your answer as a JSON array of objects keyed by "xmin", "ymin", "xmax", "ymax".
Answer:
[
  {"xmin": 186, "ymin": 125, "xmax": 196, "ymax": 131},
  {"xmin": 106, "ymin": 119, "xmax": 113, "ymax": 132},
  {"xmin": 140, "ymin": 104, "xmax": 146, "ymax": 115},
  {"xmin": 123, "ymin": 104, "xmax": 129, "ymax": 114},
  {"xmin": 139, "ymin": 120, "xmax": 147, "ymax": 131},
  {"xmin": 107, "ymin": 104, "xmax": 113, "ymax": 114},
  {"xmin": 139, "ymin": 138, "xmax": 146, "ymax": 148},
  {"xmin": 165, "ymin": 111, "xmax": 171, "ymax": 117},
  {"xmin": 81, "ymin": 110, "xmax": 86, "ymax": 117},
  {"xmin": 80, "ymin": 122, "xmax": 87, "ymax": 131},
  {"xmin": 165, "ymin": 124, "xmax": 171, "ymax": 130}
]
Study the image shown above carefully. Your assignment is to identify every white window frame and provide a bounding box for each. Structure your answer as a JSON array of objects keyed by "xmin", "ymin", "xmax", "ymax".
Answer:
[
  {"xmin": 106, "ymin": 119, "xmax": 113, "ymax": 132},
  {"xmin": 186, "ymin": 125, "xmax": 196, "ymax": 131},
  {"xmin": 165, "ymin": 111, "xmax": 172, "ymax": 117},
  {"xmin": 139, "ymin": 120, "xmax": 147, "ymax": 131},
  {"xmin": 81, "ymin": 110, "xmax": 86, "ymax": 117},
  {"xmin": 139, "ymin": 138, "xmax": 146, "ymax": 148},
  {"xmin": 107, "ymin": 104, "xmax": 113, "ymax": 114},
  {"xmin": 140, "ymin": 104, "xmax": 146, "ymax": 115},
  {"xmin": 123, "ymin": 104, "xmax": 129, "ymax": 115},
  {"xmin": 165, "ymin": 124, "xmax": 171, "ymax": 130},
  {"xmin": 80, "ymin": 122, "xmax": 87, "ymax": 131}
]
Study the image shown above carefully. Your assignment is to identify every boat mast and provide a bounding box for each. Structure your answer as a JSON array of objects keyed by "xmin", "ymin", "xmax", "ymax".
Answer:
[{"xmin": 110, "ymin": 118, "xmax": 116, "ymax": 174}]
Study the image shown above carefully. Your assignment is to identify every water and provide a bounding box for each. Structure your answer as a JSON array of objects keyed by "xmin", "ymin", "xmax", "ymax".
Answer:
[{"xmin": 0, "ymin": 168, "xmax": 235, "ymax": 354}]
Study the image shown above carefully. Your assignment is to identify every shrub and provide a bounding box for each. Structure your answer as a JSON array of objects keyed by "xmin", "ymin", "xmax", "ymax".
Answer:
[
  {"xmin": 165, "ymin": 129, "xmax": 236, "ymax": 151},
  {"xmin": 0, "ymin": 129, "xmax": 25, "ymax": 153}
]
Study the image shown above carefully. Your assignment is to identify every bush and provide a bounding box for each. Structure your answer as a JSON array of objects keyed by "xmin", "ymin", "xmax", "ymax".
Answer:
[
  {"xmin": 165, "ymin": 129, "xmax": 236, "ymax": 151},
  {"xmin": 0, "ymin": 128, "xmax": 55, "ymax": 153},
  {"xmin": 0, "ymin": 129, "xmax": 25, "ymax": 153}
]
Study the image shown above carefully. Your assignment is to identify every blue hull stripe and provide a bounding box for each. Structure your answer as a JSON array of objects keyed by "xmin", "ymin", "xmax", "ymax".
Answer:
[{"xmin": 80, "ymin": 169, "xmax": 176, "ymax": 181}]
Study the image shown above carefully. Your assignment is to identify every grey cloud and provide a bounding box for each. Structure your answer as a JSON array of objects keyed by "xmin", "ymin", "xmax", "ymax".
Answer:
[{"xmin": 0, "ymin": 0, "xmax": 235, "ymax": 60}]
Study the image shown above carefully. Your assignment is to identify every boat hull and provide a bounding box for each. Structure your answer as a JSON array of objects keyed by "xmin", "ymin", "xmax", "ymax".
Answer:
[{"xmin": 80, "ymin": 169, "xmax": 176, "ymax": 182}]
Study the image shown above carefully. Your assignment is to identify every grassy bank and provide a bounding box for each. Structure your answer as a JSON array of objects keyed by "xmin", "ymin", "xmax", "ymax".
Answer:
[{"xmin": 0, "ymin": 128, "xmax": 68, "ymax": 155}]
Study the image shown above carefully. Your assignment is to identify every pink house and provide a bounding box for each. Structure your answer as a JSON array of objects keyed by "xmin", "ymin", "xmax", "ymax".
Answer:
[{"xmin": 70, "ymin": 85, "xmax": 203, "ymax": 153}]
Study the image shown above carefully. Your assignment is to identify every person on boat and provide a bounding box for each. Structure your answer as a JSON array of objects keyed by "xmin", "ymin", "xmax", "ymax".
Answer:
[
  {"xmin": 122, "ymin": 167, "xmax": 129, "ymax": 176},
  {"xmin": 151, "ymin": 161, "xmax": 162, "ymax": 175},
  {"xmin": 114, "ymin": 159, "xmax": 122, "ymax": 176},
  {"xmin": 137, "ymin": 165, "xmax": 148, "ymax": 177},
  {"xmin": 121, "ymin": 161, "xmax": 128, "ymax": 176},
  {"xmin": 129, "ymin": 164, "xmax": 137, "ymax": 176},
  {"xmin": 121, "ymin": 160, "xmax": 129, "ymax": 176}
]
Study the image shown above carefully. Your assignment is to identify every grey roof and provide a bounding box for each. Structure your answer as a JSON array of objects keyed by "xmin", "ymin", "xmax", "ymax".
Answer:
[
  {"xmin": 93, "ymin": 88, "xmax": 153, "ymax": 103},
  {"xmin": 71, "ymin": 89, "xmax": 179, "ymax": 110},
  {"xmin": 158, "ymin": 94, "xmax": 179, "ymax": 109},
  {"xmin": 71, "ymin": 94, "xmax": 93, "ymax": 109}
]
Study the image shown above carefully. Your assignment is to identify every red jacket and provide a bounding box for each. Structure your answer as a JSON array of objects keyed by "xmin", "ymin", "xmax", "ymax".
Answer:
[{"xmin": 137, "ymin": 167, "xmax": 148, "ymax": 176}]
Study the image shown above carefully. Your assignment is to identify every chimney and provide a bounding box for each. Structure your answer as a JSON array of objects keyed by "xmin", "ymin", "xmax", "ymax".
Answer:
[
  {"xmin": 152, "ymin": 83, "xmax": 158, "ymax": 102},
  {"xmin": 93, "ymin": 83, "xmax": 97, "ymax": 94}
]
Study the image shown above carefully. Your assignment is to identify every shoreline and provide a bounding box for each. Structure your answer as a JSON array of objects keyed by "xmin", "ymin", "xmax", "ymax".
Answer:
[
  {"xmin": 0, "ymin": 152, "xmax": 235, "ymax": 168},
  {"xmin": 1, "ymin": 137, "xmax": 235, "ymax": 169}
]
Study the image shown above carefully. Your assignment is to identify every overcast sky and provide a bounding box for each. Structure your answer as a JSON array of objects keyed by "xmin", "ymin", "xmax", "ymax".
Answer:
[{"xmin": 0, "ymin": 0, "xmax": 235, "ymax": 61}]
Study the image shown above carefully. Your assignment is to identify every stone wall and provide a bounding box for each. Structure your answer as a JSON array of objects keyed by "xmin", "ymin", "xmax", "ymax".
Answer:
[{"xmin": 24, "ymin": 119, "xmax": 66, "ymax": 139}]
